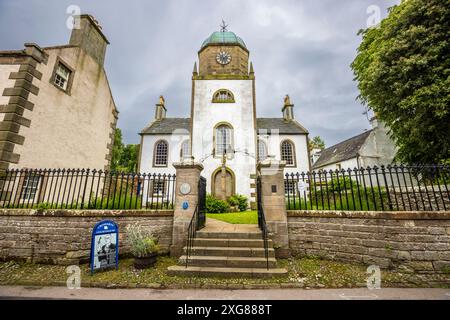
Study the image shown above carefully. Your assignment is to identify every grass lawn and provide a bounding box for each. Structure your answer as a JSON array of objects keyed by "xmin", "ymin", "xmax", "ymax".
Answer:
[
  {"xmin": 0, "ymin": 256, "xmax": 446, "ymax": 288},
  {"xmin": 206, "ymin": 210, "xmax": 258, "ymax": 224}
]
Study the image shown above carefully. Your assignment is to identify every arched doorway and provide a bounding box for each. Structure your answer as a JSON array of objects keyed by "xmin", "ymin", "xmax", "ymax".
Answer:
[{"xmin": 211, "ymin": 167, "xmax": 235, "ymax": 200}]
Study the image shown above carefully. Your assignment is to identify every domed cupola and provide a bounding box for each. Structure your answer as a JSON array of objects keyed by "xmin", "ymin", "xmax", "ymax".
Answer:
[
  {"xmin": 196, "ymin": 21, "xmax": 251, "ymax": 79},
  {"xmin": 200, "ymin": 31, "xmax": 247, "ymax": 51}
]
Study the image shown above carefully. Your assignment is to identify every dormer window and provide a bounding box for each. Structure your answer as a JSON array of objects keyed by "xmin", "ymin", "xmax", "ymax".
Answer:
[
  {"xmin": 212, "ymin": 89, "xmax": 235, "ymax": 103},
  {"xmin": 51, "ymin": 58, "xmax": 74, "ymax": 94},
  {"xmin": 54, "ymin": 63, "xmax": 71, "ymax": 90}
]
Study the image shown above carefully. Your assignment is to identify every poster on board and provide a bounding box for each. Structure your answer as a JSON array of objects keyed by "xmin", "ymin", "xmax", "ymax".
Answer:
[{"xmin": 90, "ymin": 220, "xmax": 119, "ymax": 274}]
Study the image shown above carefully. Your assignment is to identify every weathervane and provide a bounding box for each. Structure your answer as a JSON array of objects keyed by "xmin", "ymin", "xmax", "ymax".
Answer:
[{"xmin": 220, "ymin": 19, "xmax": 228, "ymax": 32}]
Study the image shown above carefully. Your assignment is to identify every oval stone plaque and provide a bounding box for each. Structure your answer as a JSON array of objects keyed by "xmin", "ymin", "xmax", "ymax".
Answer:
[{"xmin": 180, "ymin": 183, "xmax": 191, "ymax": 195}]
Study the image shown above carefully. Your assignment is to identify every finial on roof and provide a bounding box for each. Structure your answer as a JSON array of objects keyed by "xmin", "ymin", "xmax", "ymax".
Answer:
[
  {"xmin": 220, "ymin": 19, "xmax": 228, "ymax": 32},
  {"xmin": 193, "ymin": 61, "xmax": 198, "ymax": 75},
  {"xmin": 284, "ymin": 94, "xmax": 292, "ymax": 106},
  {"xmin": 158, "ymin": 95, "xmax": 165, "ymax": 106}
]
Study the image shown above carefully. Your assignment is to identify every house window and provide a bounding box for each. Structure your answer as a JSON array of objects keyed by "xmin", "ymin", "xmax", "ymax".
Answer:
[
  {"xmin": 336, "ymin": 163, "xmax": 342, "ymax": 170},
  {"xmin": 281, "ymin": 140, "xmax": 295, "ymax": 166},
  {"xmin": 54, "ymin": 62, "xmax": 72, "ymax": 91},
  {"xmin": 284, "ymin": 180, "xmax": 296, "ymax": 195},
  {"xmin": 180, "ymin": 140, "xmax": 190, "ymax": 160},
  {"xmin": 151, "ymin": 180, "xmax": 166, "ymax": 196},
  {"xmin": 215, "ymin": 124, "xmax": 233, "ymax": 156},
  {"xmin": 21, "ymin": 174, "xmax": 40, "ymax": 200},
  {"xmin": 258, "ymin": 140, "xmax": 268, "ymax": 162},
  {"xmin": 153, "ymin": 140, "xmax": 168, "ymax": 166},
  {"xmin": 212, "ymin": 89, "xmax": 235, "ymax": 103}
]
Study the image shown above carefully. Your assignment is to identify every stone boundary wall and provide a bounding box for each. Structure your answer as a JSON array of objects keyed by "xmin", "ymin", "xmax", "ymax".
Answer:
[
  {"xmin": 0, "ymin": 209, "xmax": 173, "ymax": 265},
  {"xmin": 287, "ymin": 210, "xmax": 450, "ymax": 274}
]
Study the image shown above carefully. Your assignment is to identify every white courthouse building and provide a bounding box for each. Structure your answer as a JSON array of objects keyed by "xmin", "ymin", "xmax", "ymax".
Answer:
[{"xmin": 139, "ymin": 27, "xmax": 310, "ymax": 205}]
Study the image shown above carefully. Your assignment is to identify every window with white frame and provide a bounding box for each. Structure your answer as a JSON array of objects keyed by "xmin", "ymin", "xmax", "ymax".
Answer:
[
  {"xmin": 153, "ymin": 140, "xmax": 168, "ymax": 166},
  {"xmin": 151, "ymin": 180, "xmax": 165, "ymax": 196},
  {"xmin": 21, "ymin": 174, "xmax": 40, "ymax": 200},
  {"xmin": 281, "ymin": 140, "xmax": 295, "ymax": 166},
  {"xmin": 215, "ymin": 124, "xmax": 233, "ymax": 156},
  {"xmin": 54, "ymin": 62, "xmax": 71, "ymax": 91},
  {"xmin": 180, "ymin": 140, "xmax": 190, "ymax": 160},
  {"xmin": 284, "ymin": 180, "xmax": 296, "ymax": 195},
  {"xmin": 257, "ymin": 139, "xmax": 268, "ymax": 162}
]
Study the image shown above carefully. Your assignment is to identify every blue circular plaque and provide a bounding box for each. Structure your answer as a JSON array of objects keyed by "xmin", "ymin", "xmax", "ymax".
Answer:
[{"xmin": 182, "ymin": 201, "xmax": 189, "ymax": 210}]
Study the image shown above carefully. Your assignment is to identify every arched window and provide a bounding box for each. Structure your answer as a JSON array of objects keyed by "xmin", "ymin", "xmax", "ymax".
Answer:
[
  {"xmin": 212, "ymin": 89, "xmax": 235, "ymax": 103},
  {"xmin": 257, "ymin": 140, "xmax": 268, "ymax": 162},
  {"xmin": 153, "ymin": 140, "xmax": 168, "ymax": 166},
  {"xmin": 180, "ymin": 140, "xmax": 190, "ymax": 160},
  {"xmin": 215, "ymin": 124, "xmax": 233, "ymax": 156},
  {"xmin": 281, "ymin": 140, "xmax": 296, "ymax": 166}
]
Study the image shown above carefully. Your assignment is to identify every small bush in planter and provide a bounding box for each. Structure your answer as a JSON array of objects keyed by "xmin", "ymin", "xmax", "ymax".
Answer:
[
  {"xmin": 205, "ymin": 194, "xmax": 230, "ymax": 213},
  {"xmin": 227, "ymin": 194, "xmax": 248, "ymax": 212},
  {"xmin": 126, "ymin": 223, "xmax": 160, "ymax": 269}
]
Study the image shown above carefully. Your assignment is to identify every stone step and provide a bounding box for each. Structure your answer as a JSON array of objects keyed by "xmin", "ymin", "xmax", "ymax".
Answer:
[
  {"xmin": 196, "ymin": 231, "xmax": 262, "ymax": 239},
  {"xmin": 193, "ymin": 238, "xmax": 273, "ymax": 248},
  {"xmin": 179, "ymin": 255, "xmax": 277, "ymax": 268},
  {"xmin": 167, "ymin": 265, "xmax": 288, "ymax": 278},
  {"xmin": 183, "ymin": 246, "xmax": 275, "ymax": 258}
]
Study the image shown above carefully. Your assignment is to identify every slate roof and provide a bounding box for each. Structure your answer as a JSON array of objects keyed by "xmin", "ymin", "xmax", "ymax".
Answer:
[
  {"xmin": 140, "ymin": 118, "xmax": 190, "ymax": 135},
  {"xmin": 140, "ymin": 118, "xmax": 308, "ymax": 135},
  {"xmin": 257, "ymin": 118, "xmax": 308, "ymax": 135},
  {"xmin": 312, "ymin": 130, "xmax": 373, "ymax": 169}
]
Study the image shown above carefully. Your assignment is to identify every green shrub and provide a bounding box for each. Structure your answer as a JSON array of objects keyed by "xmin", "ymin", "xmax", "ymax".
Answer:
[
  {"xmin": 227, "ymin": 194, "xmax": 248, "ymax": 212},
  {"xmin": 206, "ymin": 194, "xmax": 230, "ymax": 213},
  {"xmin": 126, "ymin": 223, "xmax": 160, "ymax": 258}
]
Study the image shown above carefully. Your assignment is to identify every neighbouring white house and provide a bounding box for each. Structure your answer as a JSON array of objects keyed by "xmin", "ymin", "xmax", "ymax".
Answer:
[
  {"xmin": 138, "ymin": 26, "xmax": 310, "ymax": 206},
  {"xmin": 312, "ymin": 116, "xmax": 397, "ymax": 172}
]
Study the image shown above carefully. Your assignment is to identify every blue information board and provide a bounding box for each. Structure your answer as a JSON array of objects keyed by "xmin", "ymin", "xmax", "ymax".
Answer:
[{"xmin": 90, "ymin": 220, "xmax": 119, "ymax": 274}]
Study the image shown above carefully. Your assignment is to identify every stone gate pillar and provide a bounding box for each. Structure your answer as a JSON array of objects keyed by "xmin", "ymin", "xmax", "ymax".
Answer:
[
  {"xmin": 170, "ymin": 159, "xmax": 204, "ymax": 257},
  {"xmin": 257, "ymin": 157, "xmax": 290, "ymax": 258}
]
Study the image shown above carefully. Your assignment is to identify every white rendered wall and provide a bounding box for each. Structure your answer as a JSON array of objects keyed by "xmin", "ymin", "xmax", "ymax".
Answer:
[
  {"xmin": 191, "ymin": 79, "xmax": 257, "ymax": 199},
  {"xmin": 139, "ymin": 133, "xmax": 189, "ymax": 176},
  {"xmin": 315, "ymin": 157, "xmax": 359, "ymax": 172},
  {"xmin": 259, "ymin": 133, "xmax": 309, "ymax": 174}
]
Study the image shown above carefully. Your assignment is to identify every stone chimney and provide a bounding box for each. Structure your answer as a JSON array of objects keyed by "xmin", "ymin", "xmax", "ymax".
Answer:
[
  {"xmin": 282, "ymin": 94, "xmax": 294, "ymax": 121},
  {"xmin": 370, "ymin": 112, "xmax": 379, "ymax": 129},
  {"xmin": 155, "ymin": 96, "xmax": 167, "ymax": 120},
  {"xmin": 69, "ymin": 14, "xmax": 109, "ymax": 66}
]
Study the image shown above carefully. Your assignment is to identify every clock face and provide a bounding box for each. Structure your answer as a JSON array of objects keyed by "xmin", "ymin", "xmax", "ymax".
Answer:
[{"xmin": 216, "ymin": 51, "xmax": 232, "ymax": 65}]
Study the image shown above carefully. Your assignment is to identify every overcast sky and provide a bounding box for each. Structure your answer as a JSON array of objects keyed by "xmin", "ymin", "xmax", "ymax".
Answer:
[{"xmin": 0, "ymin": 0, "xmax": 399, "ymax": 146}]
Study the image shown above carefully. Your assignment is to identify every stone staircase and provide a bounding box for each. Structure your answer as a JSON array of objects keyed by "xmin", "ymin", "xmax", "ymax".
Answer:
[{"xmin": 167, "ymin": 221, "xmax": 287, "ymax": 278}]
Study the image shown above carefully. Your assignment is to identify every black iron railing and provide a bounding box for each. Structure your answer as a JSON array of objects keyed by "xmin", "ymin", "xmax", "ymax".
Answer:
[
  {"xmin": 185, "ymin": 204, "xmax": 199, "ymax": 268},
  {"xmin": 256, "ymin": 176, "xmax": 270, "ymax": 270},
  {"xmin": 285, "ymin": 164, "xmax": 450, "ymax": 211},
  {"xmin": 185, "ymin": 176, "xmax": 207, "ymax": 268},
  {"xmin": 0, "ymin": 168, "xmax": 176, "ymax": 210}
]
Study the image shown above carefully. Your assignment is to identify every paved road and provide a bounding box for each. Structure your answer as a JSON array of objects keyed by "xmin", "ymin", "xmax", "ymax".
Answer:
[{"xmin": 0, "ymin": 286, "xmax": 449, "ymax": 300}]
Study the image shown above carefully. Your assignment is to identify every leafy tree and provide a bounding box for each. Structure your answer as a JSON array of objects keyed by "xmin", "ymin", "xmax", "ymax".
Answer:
[
  {"xmin": 351, "ymin": 0, "xmax": 450, "ymax": 164},
  {"xmin": 110, "ymin": 128, "xmax": 140, "ymax": 172},
  {"xmin": 119, "ymin": 144, "xmax": 140, "ymax": 172},
  {"xmin": 309, "ymin": 136, "xmax": 325, "ymax": 151},
  {"xmin": 110, "ymin": 128, "xmax": 124, "ymax": 171}
]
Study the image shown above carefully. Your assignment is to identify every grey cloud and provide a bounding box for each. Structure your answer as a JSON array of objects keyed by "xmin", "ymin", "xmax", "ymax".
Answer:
[{"xmin": 0, "ymin": 0, "xmax": 399, "ymax": 147}]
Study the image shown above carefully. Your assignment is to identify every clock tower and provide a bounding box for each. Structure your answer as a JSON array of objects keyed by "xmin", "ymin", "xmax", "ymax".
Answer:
[{"xmin": 190, "ymin": 23, "xmax": 257, "ymax": 201}]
